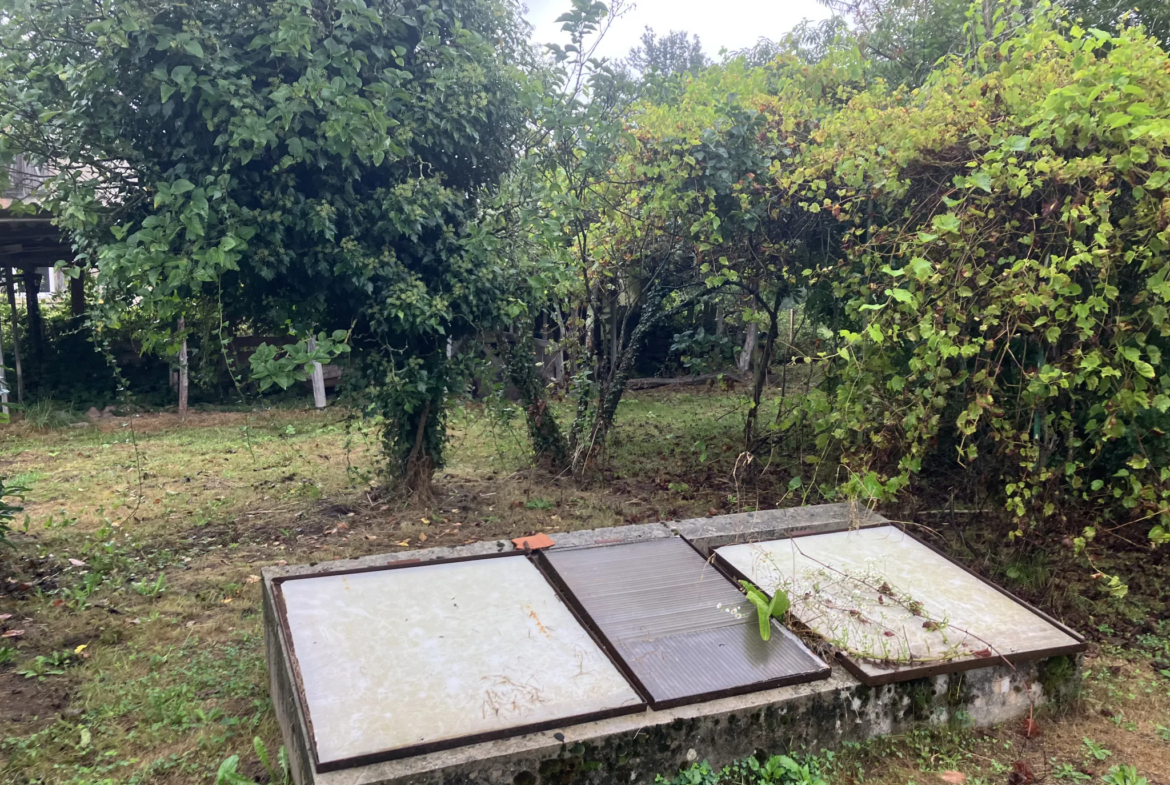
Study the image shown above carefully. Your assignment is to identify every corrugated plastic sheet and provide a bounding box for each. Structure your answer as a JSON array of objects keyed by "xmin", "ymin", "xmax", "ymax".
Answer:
[{"xmin": 539, "ymin": 538, "xmax": 829, "ymax": 709}]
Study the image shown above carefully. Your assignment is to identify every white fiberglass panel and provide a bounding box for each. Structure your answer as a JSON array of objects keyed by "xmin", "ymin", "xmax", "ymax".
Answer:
[
  {"xmin": 717, "ymin": 526, "xmax": 1081, "ymax": 684},
  {"xmin": 279, "ymin": 556, "xmax": 641, "ymax": 766}
]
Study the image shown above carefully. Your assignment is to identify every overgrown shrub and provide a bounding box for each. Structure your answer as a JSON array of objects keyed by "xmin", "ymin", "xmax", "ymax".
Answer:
[
  {"xmin": 0, "ymin": 476, "xmax": 26, "ymax": 547},
  {"xmin": 803, "ymin": 14, "xmax": 1170, "ymax": 551}
]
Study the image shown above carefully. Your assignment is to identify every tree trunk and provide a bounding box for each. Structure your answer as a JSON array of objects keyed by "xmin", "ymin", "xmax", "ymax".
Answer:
[
  {"xmin": 403, "ymin": 398, "xmax": 434, "ymax": 499},
  {"xmin": 308, "ymin": 336, "xmax": 326, "ymax": 409},
  {"xmin": 573, "ymin": 283, "xmax": 668, "ymax": 474},
  {"xmin": 4, "ymin": 269, "xmax": 23, "ymax": 403},
  {"xmin": 178, "ymin": 318, "xmax": 189, "ymax": 418},
  {"xmin": 22, "ymin": 268, "xmax": 44, "ymax": 364},
  {"xmin": 744, "ymin": 288, "xmax": 787, "ymax": 455},
  {"xmin": 506, "ymin": 326, "xmax": 569, "ymax": 470},
  {"xmin": 70, "ymin": 271, "xmax": 85, "ymax": 318},
  {"xmin": 738, "ymin": 322, "xmax": 757, "ymax": 375}
]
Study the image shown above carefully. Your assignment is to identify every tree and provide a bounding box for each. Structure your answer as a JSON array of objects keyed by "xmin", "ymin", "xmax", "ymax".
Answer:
[
  {"xmin": 1059, "ymin": 0, "xmax": 1169, "ymax": 46},
  {"xmin": 812, "ymin": 0, "xmax": 976, "ymax": 84},
  {"xmin": 624, "ymin": 27, "xmax": 708, "ymax": 78},
  {"xmin": 0, "ymin": 0, "xmax": 533, "ymax": 495}
]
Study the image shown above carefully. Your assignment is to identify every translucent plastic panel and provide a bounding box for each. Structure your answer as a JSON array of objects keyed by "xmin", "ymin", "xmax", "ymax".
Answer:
[
  {"xmin": 542, "ymin": 538, "xmax": 828, "ymax": 708},
  {"xmin": 277, "ymin": 556, "xmax": 642, "ymax": 768},
  {"xmin": 717, "ymin": 526, "xmax": 1083, "ymax": 685}
]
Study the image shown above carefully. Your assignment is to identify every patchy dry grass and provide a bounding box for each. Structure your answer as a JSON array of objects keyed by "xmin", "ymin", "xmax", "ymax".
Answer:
[{"xmin": 0, "ymin": 391, "xmax": 1166, "ymax": 784}]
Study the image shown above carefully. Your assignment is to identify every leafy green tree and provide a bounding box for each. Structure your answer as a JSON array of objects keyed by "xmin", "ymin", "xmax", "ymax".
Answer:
[
  {"xmin": 624, "ymin": 27, "xmax": 709, "ymax": 78},
  {"xmin": 812, "ymin": 0, "xmax": 978, "ymax": 84},
  {"xmin": 1059, "ymin": 0, "xmax": 1169, "ymax": 45},
  {"xmin": 0, "ymin": 0, "xmax": 532, "ymax": 495}
]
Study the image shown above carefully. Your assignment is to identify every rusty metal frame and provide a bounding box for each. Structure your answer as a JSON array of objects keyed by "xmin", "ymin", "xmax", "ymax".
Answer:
[
  {"xmin": 534, "ymin": 537, "xmax": 831, "ymax": 711},
  {"xmin": 270, "ymin": 550, "xmax": 647, "ymax": 773},
  {"xmin": 711, "ymin": 526, "xmax": 1087, "ymax": 687}
]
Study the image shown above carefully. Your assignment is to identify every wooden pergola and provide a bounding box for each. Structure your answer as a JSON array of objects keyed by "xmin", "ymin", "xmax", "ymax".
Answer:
[{"xmin": 0, "ymin": 205, "xmax": 83, "ymax": 408}]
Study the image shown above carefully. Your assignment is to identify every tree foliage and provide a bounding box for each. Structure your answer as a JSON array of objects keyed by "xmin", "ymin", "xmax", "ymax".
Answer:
[
  {"xmin": 575, "ymin": 1, "xmax": 1170, "ymax": 560},
  {"xmin": 624, "ymin": 26, "xmax": 709, "ymax": 79},
  {"xmin": 0, "ymin": 0, "xmax": 533, "ymax": 493},
  {"xmin": 804, "ymin": 13, "xmax": 1170, "ymax": 550}
]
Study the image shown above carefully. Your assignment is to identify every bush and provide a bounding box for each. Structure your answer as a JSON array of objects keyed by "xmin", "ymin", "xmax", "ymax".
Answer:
[
  {"xmin": 20, "ymin": 398, "xmax": 81, "ymax": 430},
  {"xmin": 792, "ymin": 15, "xmax": 1170, "ymax": 554}
]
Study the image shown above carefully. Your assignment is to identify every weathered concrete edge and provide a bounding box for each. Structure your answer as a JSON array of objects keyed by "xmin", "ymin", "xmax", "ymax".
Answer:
[
  {"xmin": 673, "ymin": 502, "xmax": 888, "ymax": 555},
  {"xmin": 305, "ymin": 657, "xmax": 1080, "ymax": 785},
  {"xmin": 258, "ymin": 504, "xmax": 873, "ymax": 583}
]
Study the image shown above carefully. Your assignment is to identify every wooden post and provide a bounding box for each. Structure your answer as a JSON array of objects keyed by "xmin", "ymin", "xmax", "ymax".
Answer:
[
  {"xmin": 4, "ymin": 268, "xmax": 23, "ymax": 404},
  {"xmin": 0, "ymin": 306, "xmax": 8, "ymax": 417},
  {"xmin": 307, "ymin": 336, "xmax": 326, "ymax": 409},
  {"xmin": 70, "ymin": 270, "xmax": 85, "ymax": 317},
  {"xmin": 177, "ymin": 317, "xmax": 188, "ymax": 418},
  {"xmin": 22, "ymin": 268, "xmax": 44, "ymax": 360}
]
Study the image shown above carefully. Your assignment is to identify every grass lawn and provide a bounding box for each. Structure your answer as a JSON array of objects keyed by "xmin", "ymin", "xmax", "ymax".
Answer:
[{"xmin": 0, "ymin": 391, "xmax": 1167, "ymax": 784}]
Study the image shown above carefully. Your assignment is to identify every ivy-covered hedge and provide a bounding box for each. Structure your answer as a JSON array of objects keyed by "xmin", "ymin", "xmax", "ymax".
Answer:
[
  {"xmin": 605, "ymin": 6, "xmax": 1170, "ymax": 559},
  {"xmin": 804, "ymin": 17, "xmax": 1170, "ymax": 556}
]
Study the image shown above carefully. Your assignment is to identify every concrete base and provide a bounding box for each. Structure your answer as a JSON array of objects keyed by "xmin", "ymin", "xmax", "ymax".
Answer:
[{"xmin": 262, "ymin": 505, "xmax": 1082, "ymax": 785}]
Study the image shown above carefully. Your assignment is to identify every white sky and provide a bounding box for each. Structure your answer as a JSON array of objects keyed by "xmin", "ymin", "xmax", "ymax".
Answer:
[{"xmin": 523, "ymin": 0, "xmax": 832, "ymax": 62}]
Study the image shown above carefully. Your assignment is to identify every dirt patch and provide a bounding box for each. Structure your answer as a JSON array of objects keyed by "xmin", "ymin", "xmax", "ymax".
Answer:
[{"xmin": 0, "ymin": 669, "xmax": 70, "ymax": 727}]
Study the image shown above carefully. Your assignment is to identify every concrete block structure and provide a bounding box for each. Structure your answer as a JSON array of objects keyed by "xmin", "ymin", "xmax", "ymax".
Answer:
[{"xmin": 262, "ymin": 505, "xmax": 1083, "ymax": 785}]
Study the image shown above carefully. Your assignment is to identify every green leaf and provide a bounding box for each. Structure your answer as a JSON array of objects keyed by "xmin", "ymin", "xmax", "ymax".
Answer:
[
  {"xmin": 909, "ymin": 257, "xmax": 932, "ymax": 281},
  {"xmin": 932, "ymin": 214, "xmax": 961, "ymax": 234},
  {"xmin": 184, "ymin": 40, "xmax": 204, "ymax": 58},
  {"xmin": 889, "ymin": 288, "xmax": 913, "ymax": 304},
  {"xmin": 170, "ymin": 179, "xmax": 195, "ymax": 195},
  {"xmin": 968, "ymin": 171, "xmax": 992, "ymax": 192}
]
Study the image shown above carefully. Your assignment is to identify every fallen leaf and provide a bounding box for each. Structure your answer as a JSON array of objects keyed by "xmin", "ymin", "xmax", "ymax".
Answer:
[
  {"xmin": 69, "ymin": 558, "xmax": 87, "ymax": 567},
  {"xmin": 883, "ymin": 631, "xmax": 896, "ymax": 637},
  {"xmin": 397, "ymin": 540, "xmax": 410, "ymax": 547},
  {"xmin": 52, "ymin": 599, "xmax": 64, "ymax": 607},
  {"xmin": 1021, "ymin": 717, "xmax": 1041, "ymax": 738},
  {"xmin": 418, "ymin": 532, "xmax": 428, "ymax": 542},
  {"xmin": 971, "ymin": 648, "xmax": 993, "ymax": 658},
  {"xmin": 275, "ymin": 560, "xmax": 288, "ymax": 566},
  {"xmin": 74, "ymin": 644, "xmax": 88, "ymax": 654},
  {"xmin": 2, "ymin": 630, "xmax": 24, "ymax": 638},
  {"xmin": 245, "ymin": 575, "xmax": 261, "ymax": 584},
  {"xmin": 365, "ymin": 534, "xmax": 378, "ymax": 540},
  {"xmin": 1008, "ymin": 761, "xmax": 1035, "ymax": 785},
  {"xmin": 420, "ymin": 517, "xmax": 430, "ymax": 524},
  {"xmin": 337, "ymin": 522, "xmax": 349, "ymax": 531},
  {"xmin": 0, "ymin": 613, "xmax": 11, "ymax": 621},
  {"xmin": 186, "ymin": 621, "xmax": 196, "ymax": 627},
  {"xmin": 939, "ymin": 772, "xmax": 967, "ymax": 785},
  {"xmin": 222, "ymin": 598, "xmax": 232, "ymax": 604}
]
